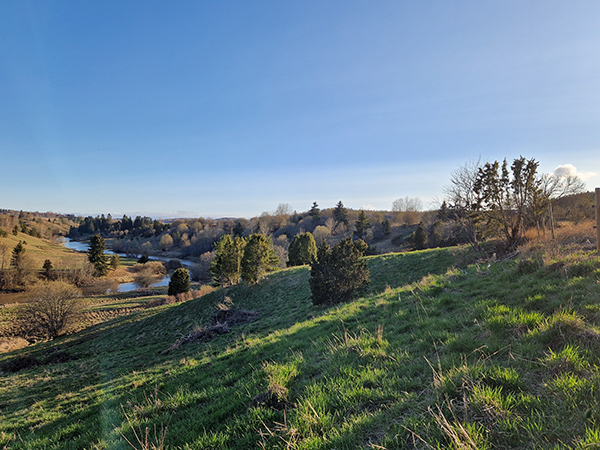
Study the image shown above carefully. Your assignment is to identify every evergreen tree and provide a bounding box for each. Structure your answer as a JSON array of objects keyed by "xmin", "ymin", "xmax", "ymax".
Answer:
[
  {"xmin": 11, "ymin": 241, "xmax": 25, "ymax": 268},
  {"xmin": 309, "ymin": 238, "xmax": 370, "ymax": 306},
  {"xmin": 11, "ymin": 241, "xmax": 28, "ymax": 287},
  {"xmin": 168, "ymin": 268, "xmax": 190, "ymax": 296},
  {"xmin": 354, "ymin": 210, "xmax": 371, "ymax": 238},
  {"xmin": 382, "ymin": 219, "xmax": 392, "ymax": 235},
  {"xmin": 210, "ymin": 235, "xmax": 246, "ymax": 286},
  {"xmin": 241, "ymin": 234, "xmax": 279, "ymax": 284},
  {"xmin": 233, "ymin": 221, "xmax": 245, "ymax": 238},
  {"xmin": 43, "ymin": 259, "xmax": 53, "ymax": 278},
  {"xmin": 287, "ymin": 232, "xmax": 317, "ymax": 267},
  {"xmin": 414, "ymin": 223, "xmax": 427, "ymax": 250},
  {"xmin": 473, "ymin": 157, "xmax": 542, "ymax": 250},
  {"xmin": 437, "ymin": 201, "xmax": 450, "ymax": 221},
  {"xmin": 333, "ymin": 201, "xmax": 349, "ymax": 231},
  {"xmin": 120, "ymin": 215, "xmax": 133, "ymax": 232},
  {"xmin": 309, "ymin": 202, "xmax": 321, "ymax": 226},
  {"xmin": 88, "ymin": 234, "xmax": 108, "ymax": 276}
]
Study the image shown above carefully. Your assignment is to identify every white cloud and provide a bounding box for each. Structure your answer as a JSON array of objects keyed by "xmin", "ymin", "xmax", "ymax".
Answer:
[{"xmin": 553, "ymin": 164, "xmax": 596, "ymax": 181}]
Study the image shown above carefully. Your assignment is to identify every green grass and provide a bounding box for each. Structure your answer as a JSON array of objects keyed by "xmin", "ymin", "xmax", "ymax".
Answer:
[
  {"xmin": 2, "ymin": 245, "xmax": 600, "ymax": 449},
  {"xmin": 0, "ymin": 232, "xmax": 87, "ymax": 270}
]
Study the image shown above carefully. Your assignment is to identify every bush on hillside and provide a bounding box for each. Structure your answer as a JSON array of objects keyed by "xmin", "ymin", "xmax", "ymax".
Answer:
[
  {"xmin": 210, "ymin": 235, "xmax": 246, "ymax": 287},
  {"xmin": 168, "ymin": 268, "xmax": 190, "ymax": 296},
  {"xmin": 287, "ymin": 232, "xmax": 317, "ymax": 267},
  {"xmin": 309, "ymin": 238, "xmax": 370, "ymax": 306},
  {"xmin": 241, "ymin": 234, "xmax": 279, "ymax": 284},
  {"xmin": 18, "ymin": 281, "xmax": 82, "ymax": 340}
]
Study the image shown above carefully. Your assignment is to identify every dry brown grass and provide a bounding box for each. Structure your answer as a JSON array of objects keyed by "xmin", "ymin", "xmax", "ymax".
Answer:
[
  {"xmin": 520, "ymin": 221, "xmax": 599, "ymax": 276},
  {"xmin": 0, "ymin": 337, "xmax": 29, "ymax": 353},
  {"xmin": 523, "ymin": 220, "xmax": 596, "ymax": 255},
  {"xmin": 164, "ymin": 286, "xmax": 215, "ymax": 305}
]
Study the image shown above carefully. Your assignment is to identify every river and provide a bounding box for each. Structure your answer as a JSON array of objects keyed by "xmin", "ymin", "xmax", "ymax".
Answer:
[{"xmin": 59, "ymin": 237, "xmax": 195, "ymax": 293}]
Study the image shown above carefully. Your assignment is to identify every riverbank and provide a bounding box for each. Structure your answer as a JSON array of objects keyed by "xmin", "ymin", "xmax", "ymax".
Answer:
[{"xmin": 61, "ymin": 237, "xmax": 202, "ymax": 292}]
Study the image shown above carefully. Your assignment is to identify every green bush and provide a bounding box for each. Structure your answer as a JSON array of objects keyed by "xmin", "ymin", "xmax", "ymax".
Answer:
[
  {"xmin": 287, "ymin": 232, "xmax": 317, "ymax": 267},
  {"xmin": 309, "ymin": 238, "xmax": 370, "ymax": 306},
  {"xmin": 168, "ymin": 268, "xmax": 190, "ymax": 296},
  {"xmin": 241, "ymin": 234, "xmax": 279, "ymax": 284}
]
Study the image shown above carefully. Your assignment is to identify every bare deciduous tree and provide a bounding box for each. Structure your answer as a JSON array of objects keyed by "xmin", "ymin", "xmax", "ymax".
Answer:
[
  {"xmin": 538, "ymin": 172, "xmax": 586, "ymax": 237},
  {"xmin": 443, "ymin": 159, "xmax": 482, "ymax": 248},
  {"xmin": 313, "ymin": 225, "xmax": 332, "ymax": 245},
  {"xmin": 19, "ymin": 281, "xmax": 82, "ymax": 340},
  {"xmin": 392, "ymin": 196, "xmax": 423, "ymax": 225},
  {"xmin": 159, "ymin": 234, "xmax": 173, "ymax": 251}
]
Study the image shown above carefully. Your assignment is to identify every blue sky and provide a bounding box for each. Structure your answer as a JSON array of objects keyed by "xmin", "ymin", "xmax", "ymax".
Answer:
[{"xmin": 1, "ymin": 1, "xmax": 599, "ymax": 218}]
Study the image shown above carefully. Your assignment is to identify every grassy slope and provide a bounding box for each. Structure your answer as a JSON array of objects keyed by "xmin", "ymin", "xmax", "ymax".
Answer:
[
  {"xmin": 0, "ymin": 232, "xmax": 87, "ymax": 270},
  {"xmin": 1, "ymin": 245, "xmax": 600, "ymax": 449}
]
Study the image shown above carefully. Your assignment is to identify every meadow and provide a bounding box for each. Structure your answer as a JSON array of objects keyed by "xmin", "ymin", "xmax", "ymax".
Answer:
[{"xmin": 1, "ymin": 235, "xmax": 600, "ymax": 449}]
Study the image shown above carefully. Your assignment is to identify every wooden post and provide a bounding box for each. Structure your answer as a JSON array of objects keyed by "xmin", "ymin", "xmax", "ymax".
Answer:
[
  {"xmin": 596, "ymin": 188, "xmax": 600, "ymax": 252},
  {"xmin": 548, "ymin": 203, "xmax": 555, "ymax": 240}
]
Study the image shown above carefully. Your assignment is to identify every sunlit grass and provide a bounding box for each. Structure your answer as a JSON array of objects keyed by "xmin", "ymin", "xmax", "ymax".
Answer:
[{"xmin": 2, "ymin": 243, "xmax": 600, "ymax": 448}]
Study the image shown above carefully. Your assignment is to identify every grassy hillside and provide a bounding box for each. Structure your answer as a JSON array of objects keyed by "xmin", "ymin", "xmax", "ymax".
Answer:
[
  {"xmin": 1, "ymin": 243, "xmax": 600, "ymax": 449},
  {"xmin": 0, "ymin": 232, "xmax": 87, "ymax": 271}
]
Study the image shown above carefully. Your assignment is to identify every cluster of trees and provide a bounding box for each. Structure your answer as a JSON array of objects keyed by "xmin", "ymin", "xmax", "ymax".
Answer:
[
  {"xmin": 425, "ymin": 156, "xmax": 588, "ymax": 252},
  {"xmin": 209, "ymin": 229, "xmax": 369, "ymax": 306},
  {"xmin": 0, "ymin": 238, "xmax": 97, "ymax": 292},
  {"xmin": 0, "ymin": 211, "xmax": 75, "ymax": 241},
  {"xmin": 71, "ymin": 214, "xmax": 169, "ymax": 238},
  {"xmin": 210, "ymin": 234, "xmax": 279, "ymax": 286},
  {"xmin": 80, "ymin": 200, "xmax": 410, "ymax": 265},
  {"xmin": 0, "ymin": 241, "xmax": 34, "ymax": 289}
]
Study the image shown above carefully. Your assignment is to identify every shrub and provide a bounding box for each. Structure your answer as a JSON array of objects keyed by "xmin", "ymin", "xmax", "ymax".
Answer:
[
  {"xmin": 110, "ymin": 254, "xmax": 121, "ymax": 269},
  {"xmin": 133, "ymin": 269, "xmax": 160, "ymax": 289},
  {"xmin": 241, "ymin": 234, "xmax": 279, "ymax": 284},
  {"xmin": 0, "ymin": 354, "xmax": 40, "ymax": 373},
  {"xmin": 165, "ymin": 259, "xmax": 182, "ymax": 271},
  {"xmin": 210, "ymin": 235, "xmax": 246, "ymax": 286},
  {"xmin": 414, "ymin": 223, "xmax": 427, "ymax": 249},
  {"xmin": 168, "ymin": 268, "xmax": 190, "ymax": 296},
  {"xmin": 18, "ymin": 281, "xmax": 82, "ymax": 340},
  {"xmin": 130, "ymin": 261, "xmax": 166, "ymax": 275},
  {"xmin": 516, "ymin": 258, "xmax": 542, "ymax": 275},
  {"xmin": 287, "ymin": 232, "xmax": 317, "ymax": 267},
  {"xmin": 309, "ymin": 238, "xmax": 370, "ymax": 306},
  {"xmin": 391, "ymin": 234, "xmax": 404, "ymax": 247}
]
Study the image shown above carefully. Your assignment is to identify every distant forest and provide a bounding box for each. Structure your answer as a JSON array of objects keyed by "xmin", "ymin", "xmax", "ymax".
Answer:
[
  {"xmin": 63, "ymin": 186, "xmax": 595, "ymax": 282},
  {"xmin": 1, "ymin": 157, "xmax": 596, "ymax": 286}
]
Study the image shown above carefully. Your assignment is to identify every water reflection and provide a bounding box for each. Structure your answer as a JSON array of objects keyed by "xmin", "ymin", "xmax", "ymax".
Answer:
[{"xmin": 59, "ymin": 237, "xmax": 194, "ymax": 293}]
